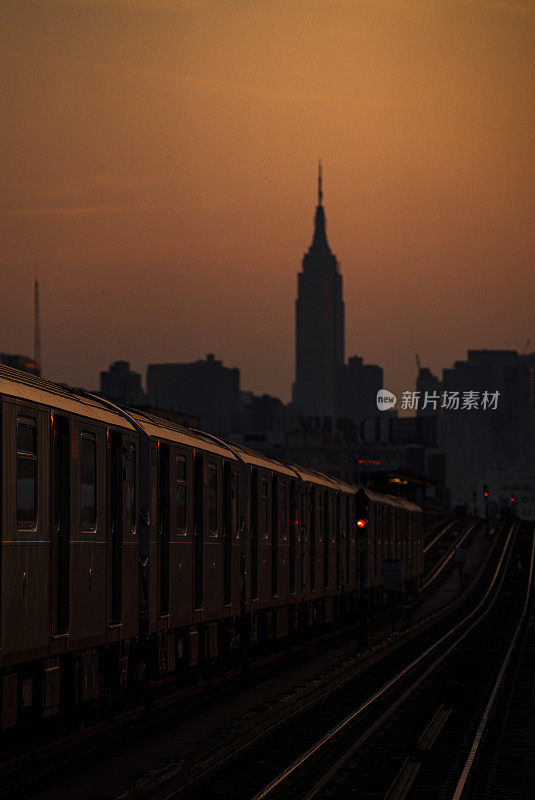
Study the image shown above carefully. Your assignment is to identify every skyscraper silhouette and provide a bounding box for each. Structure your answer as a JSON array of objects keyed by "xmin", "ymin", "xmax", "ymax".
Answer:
[{"xmin": 292, "ymin": 163, "xmax": 344, "ymax": 420}]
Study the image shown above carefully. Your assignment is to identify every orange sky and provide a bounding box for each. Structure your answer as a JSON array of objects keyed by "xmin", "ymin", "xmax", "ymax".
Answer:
[{"xmin": 1, "ymin": 0, "xmax": 534, "ymax": 402}]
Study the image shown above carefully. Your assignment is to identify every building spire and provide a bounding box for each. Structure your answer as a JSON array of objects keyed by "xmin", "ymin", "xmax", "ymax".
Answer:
[{"xmin": 310, "ymin": 161, "xmax": 331, "ymax": 254}]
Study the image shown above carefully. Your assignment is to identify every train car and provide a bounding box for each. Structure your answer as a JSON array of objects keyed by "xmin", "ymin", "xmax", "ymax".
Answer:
[
  {"xmin": 355, "ymin": 488, "xmax": 423, "ymax": 605},
  {"xmin": 125, "ymin": 411, "xmax": 244, "ymax": 673},
  {"xmin": 0, "ymin": 367, "xmax": 140, "ymax": 728},
  {"xmin": 288, "ymin": 467, "xmax": 356, "ymax": 626},
  {"xmin": 0, "ymin": 366, "xmax": 423, "ymax": 732}
]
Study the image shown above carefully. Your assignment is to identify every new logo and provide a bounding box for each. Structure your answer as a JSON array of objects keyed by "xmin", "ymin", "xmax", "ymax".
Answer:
[{"xmin": 376, "ymin": 389, "xmax": 397, "ymax": 410}]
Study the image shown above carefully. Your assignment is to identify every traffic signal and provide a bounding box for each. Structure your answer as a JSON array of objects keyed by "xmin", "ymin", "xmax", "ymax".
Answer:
[
  {"xmin": 510, "ymin": 495, "xmax": 515, "ymax": 504},
  {"xmin": 355, "ymin": 489, "xmax": 369, "ymax": 531},
  {"xmin": 483, "ymin": 483, "xmax": 489, "ymax": 499}
]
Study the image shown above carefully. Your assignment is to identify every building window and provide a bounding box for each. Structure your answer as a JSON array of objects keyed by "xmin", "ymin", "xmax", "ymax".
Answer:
[
  {"xmin": 80, "ymin": 434, "xmax": 96, "ymax": 529},
  {"xmin": 176, "ymin": 456, "xmax": 187, "ymax": 532},
  {"xmin": 17, "ymin": 418, "xmax": 37, "ymax": 528},
  {"xmin": 208, "ymin": 464, "xmax": 218, "ymax": 533}
]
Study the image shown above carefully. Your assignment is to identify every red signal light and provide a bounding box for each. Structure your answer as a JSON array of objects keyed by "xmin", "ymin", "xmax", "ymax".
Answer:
[
  {"xmin": 510, "ymin": 496, "xmax": 515, "ymax": 503},
  {"xmin": 357, "ymin": 519, "xmax": 367, "ymax": 528}
]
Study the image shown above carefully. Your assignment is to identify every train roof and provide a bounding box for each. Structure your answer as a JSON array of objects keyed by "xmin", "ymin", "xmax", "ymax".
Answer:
[
  {"xmin": 223, "ymin": 441, "xmax": 299, "ymax": 478},
  {"xmin": 129, "ymin": 409, "xmax": 240, "ymax": 461},
  {"xmin": 385, "ymin": 494, "xmax": 422, "ymax": 512},
  {"xmin": 0, "ymin": 365, "xmax": 136, "ymax": 430},
  {"xmin": 289, "ymin": 464, "xmax": 354, "ymax": 492},
  {"xmin": 357, "ymin": 486, "xmax": 422, "ymax": 513},
  {"xmin": 0, "ymin": 368, "xmax": 404, "ymax": 503}
]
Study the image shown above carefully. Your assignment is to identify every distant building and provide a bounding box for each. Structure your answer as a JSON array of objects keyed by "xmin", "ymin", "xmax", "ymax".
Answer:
[
  {"xmin": 390, "ymin": 415, "xmax": 437, "ymax": 448},
  {"xmin": 147, "ymin": 353, "xmax": 240, "ymax": 435},
  {"xmin": 416, "ymin": 367, "xmax": 441, "ymax": 417},
  {"xmin": 438, "ymin": 349, "xmax": 535, "ymax": 508},
  {"xmin": 0, "ymin": 353, "xmax": 40, "ymax": 376},
  {"xmin": 239, "ymin": 393, "xmax": 288, "ymax": 433},
  {"xmin": 100, "ymin": 361, "xmax": 145, "ymax": 406},
  {"xmin": 481, "ymin": 467, "xmax": 535, "ymax": 520},
  {"xmin": 338, "ymin": 356, "xmax": 383, "ymax": 424},
  {"xmin": 292, "ymin": 164, "xmax": 344, "ymax": 421}
]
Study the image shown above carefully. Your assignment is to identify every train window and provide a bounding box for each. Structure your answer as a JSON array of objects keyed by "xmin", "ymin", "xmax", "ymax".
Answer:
[
  {"xmin": 176, "ymin": 456, "xmax": 187, "ymax": 532},
  {"xmin": 331, "ymin": 495, "xmax": 335, "ymax": 543},
  {"xmin": 17, "ymin": 418, "xmax": 37, "ymax": 528},
  {"xmin": 232, "ymin": 470, "xmax": 239, "ymax": 538},
  {"xmin": 80, "ymin": 434, "xmax": 97, "ymax": 529},
  {"xmin": 53, "ymin": 429, "xmax": 60, "ymax": 530},
  {"xmin": 127, "ymin": 444, "xmax": 136, "ymax": 533},
  {"xmin": 260, "ymin": 478, "xmax": 269, "ymax": 537},
  {"xmin": 208, "ymin": 464, "xmax": 218, "ymax": 533},
  {"xmin": 280, "ymin": 484, "xmax": 288, "ymax": 542}
]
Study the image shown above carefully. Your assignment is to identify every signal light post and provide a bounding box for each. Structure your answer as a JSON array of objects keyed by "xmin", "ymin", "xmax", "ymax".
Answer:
[{"xmin": 483, "ymin": 483, "xmax": 489, "ymax": 535}]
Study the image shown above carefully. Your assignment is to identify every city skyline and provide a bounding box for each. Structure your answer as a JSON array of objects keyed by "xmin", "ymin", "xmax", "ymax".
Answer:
[{"xmin": 1, "ymin": 1, "xmax": 534, "ymax": 402}]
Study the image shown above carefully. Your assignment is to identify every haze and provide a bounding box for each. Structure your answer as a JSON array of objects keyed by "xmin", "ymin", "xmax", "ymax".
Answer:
[{"xmin": 1, "ymin": 0, "xmax": 534, "ymax": 402}]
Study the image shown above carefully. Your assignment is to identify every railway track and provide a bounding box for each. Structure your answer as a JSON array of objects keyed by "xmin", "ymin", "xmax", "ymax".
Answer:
[
  {"xmin": 421, "ymin": 517, "xmax": 480, "ymax": 594},
  {"xmin": 94, "ymin": 518, "xmax": 513, "ymax": 800},
  {"xmin": 226, "ymin": 519, "xmax": 527, "ymax": 800},
  {"xmin": 423, "ymin": 516, "xmax": 459, "ymax": 551},
  {"xmin": 1, "ymin": 520, "xmax": 508, "ymax": 800},
  {"xmin": 451, "ymin": 524, "xmax": 535, "ymax": 800}
]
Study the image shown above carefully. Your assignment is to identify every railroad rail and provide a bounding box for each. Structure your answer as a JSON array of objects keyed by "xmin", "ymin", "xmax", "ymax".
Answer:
[
  {"xmin": 0, "ymin": 520, "xmax": 512, "ymax": 800},
  {"xmin": 423, "ymin": 517, "xmax": 459, "ymax": 554},
  {"xmin": 243, "ymin": 520, "xmax": 521, "ymax": 800},
  {"xmin": 90, "ymin": 516, "xmax": 511, "ymax": 800},
  {"xmin": 451, "ymin": 524, "xmax": 535, "ymax": 799},
  {"xmin": 420, "ymin": 518, "xmax": 479, "ymax": 593}
]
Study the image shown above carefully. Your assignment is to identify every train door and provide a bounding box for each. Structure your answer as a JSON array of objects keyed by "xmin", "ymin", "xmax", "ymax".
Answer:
[
  {"xmin": 300, "ymin": 486, "xmax": 307, "ymax": 598},
  {"xmin": 336, "ymin": 494, "xmax": 341, "ymax": 588},
  {"xmin": 271, "ymin": 474, "xmax": 278, "ymax": 597},
  {"xmin": 51, "ymin": 416, "xmax": 70, "ymax": 634},
  {"xmin": 323, "ymin": 490, "xmax": 329, "ymax": 589},
  {"xmin": 289, "ymin": 481, "xmax": 296, "ymax": 596},
  {"xmin": 222, "ymin": 462, "xmax": 235, "ymax": 606},
  {"xmin": 110, "ymin": 432, "xmax": 123, "ymax": 625},
  {"xmin": 250, "ymin": 469, "xmax": 258, "ymax": 599},
  {"xmin": 194, "ymin": 452, "xmax": 204, "ymax": 610},
  {"xmin": 347, "ymin": 496, "xmax": 351, "ymax": 588},
  {"xmin": 310, "ymin": 487, "xmax": 316, "ymax": 591},
  {"xmin": 159, "ymin": 444, "xmax": 170, "ymax": 615}
]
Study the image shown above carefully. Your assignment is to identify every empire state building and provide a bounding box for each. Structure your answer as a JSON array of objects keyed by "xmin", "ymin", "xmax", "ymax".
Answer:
[{"xmin": 292, "ymin": 164, "xmax": 345, "ymax": 420}]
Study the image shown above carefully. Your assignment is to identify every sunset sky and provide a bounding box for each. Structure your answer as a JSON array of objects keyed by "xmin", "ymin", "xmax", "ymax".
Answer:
[{"xmin": 1, "ymin": 0, "xmax": 534, "ymax": 402}]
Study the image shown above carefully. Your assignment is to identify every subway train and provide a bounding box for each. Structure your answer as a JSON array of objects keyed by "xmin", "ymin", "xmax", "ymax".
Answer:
[{"xmin": 0, "ymin": 366, "xmax": 423, "ymax": 730}]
